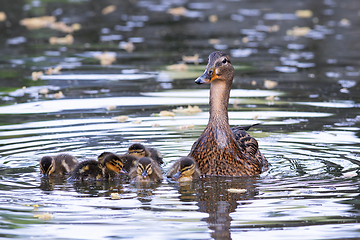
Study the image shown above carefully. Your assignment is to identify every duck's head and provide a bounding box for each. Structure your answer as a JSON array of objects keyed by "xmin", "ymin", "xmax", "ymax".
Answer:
[
  {"xmin": 103, "ymin": 154, "xmax": 127, "ymax": 175},
  {"xmin": 173, "ymin": 157, "xmax": 196, "ymax": 181},
  {"xmin": 136, "ymin": 157, "xmax": 153, "ymax": 179},
  {"xmin": 128, "ymin": 143, "xmax": 147, "ymax": 159},
  {"xmin": 40, "ymin": 156, "xmax": 55, "ymax": 177},
  {"xmin": 195, "ymin": 51, "xmax": 234, "ymax": 85},
  {"xmin": 97, "ymin": 151, "xmax": 113, "ymax": 165}
]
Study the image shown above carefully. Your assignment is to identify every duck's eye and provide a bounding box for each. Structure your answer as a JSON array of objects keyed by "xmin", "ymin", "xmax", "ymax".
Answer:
[
  {"xmin": 222, "ymin": 58, "xmax": 227, "ymax": 64},
  {"xmin": 208, "ymin": 70, "xmax": 213, "ymax": 75}
]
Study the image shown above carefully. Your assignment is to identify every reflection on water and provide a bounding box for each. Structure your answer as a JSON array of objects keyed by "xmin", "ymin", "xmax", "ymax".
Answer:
[{"xmin": 0, "ymin": 0, "xmax": 360, "ymax": 239}]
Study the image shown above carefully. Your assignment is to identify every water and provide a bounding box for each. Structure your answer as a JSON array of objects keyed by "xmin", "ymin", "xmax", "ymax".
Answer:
[{"xmin": 1, "ymin": 0, "xmax": 360, "ymax": 239}]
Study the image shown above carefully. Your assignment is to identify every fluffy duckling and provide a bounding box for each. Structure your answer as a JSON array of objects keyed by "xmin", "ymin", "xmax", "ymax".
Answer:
[
  {"xmin": 97, "ymin": 151, "xmax": 138, "ymax": 173},
  {"xmin": 40, "ymin": 154, "xmax": 78, "ymax": 177},
  {"xmin": 101, "ymin": 153, "xmax": 128, "ymax": 179},
  {"xmin": 127, "ymin": 143, "xmax": 164, "ymax": 165},
  {"xmin": 69, "ymin": 159, "xmax": 103, "ymax": 181},
  {"xmin": 70, "ymin": 154, "xmax": 128, "ymax": 181},
  {"xmin": 129, "ymin": 157, "xmax": 163, "ymax": 183},
  {"xmin": 167, "ymin": 157, "xmax": 201, "ymax": 182}
]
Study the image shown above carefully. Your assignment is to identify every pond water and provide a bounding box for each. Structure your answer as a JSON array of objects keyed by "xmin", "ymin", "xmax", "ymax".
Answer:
[{"xmin": 1, "ymin": 0, "xmax": 360, "ymax": 239}]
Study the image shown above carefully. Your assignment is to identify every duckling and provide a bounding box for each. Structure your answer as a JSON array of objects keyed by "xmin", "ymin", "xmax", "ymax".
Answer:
[
  {"xmin": 188, "ymin": 51, "xmax": 268, "ymax": 177},
  {"xmin": 127, "ymin": 143, "xmax": 164, "ymax": 165},
  {"xmin": 129, "ymin": 157, "xmax": 163, "ymax": 183},
  {"xmin": 97, "ymin": 151, "xmax": 138, "ymax": 173},
  {"xmin": 167, "ymin": 157, "xmax": 201, "ymax": 182},
  {"xmin": 69, "ymin": 159, "xmax": 104, "ymax": 181},
  {"xmin": 40, "ymin": 154, "xmax": 78, "ymax": 177},
  {"xmin": 101, "ymin": 153, "xmax": 128, "ymax": 179}
]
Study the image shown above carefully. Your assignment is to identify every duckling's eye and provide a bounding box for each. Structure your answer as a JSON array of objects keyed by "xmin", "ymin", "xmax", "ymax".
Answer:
[
  {"xmin": 222, "ymin": 58, "xmax": 227, "ymax": 64},
  {"xmin": 208, "ymin": 70, "xmax": 213, "ymax": 76}
]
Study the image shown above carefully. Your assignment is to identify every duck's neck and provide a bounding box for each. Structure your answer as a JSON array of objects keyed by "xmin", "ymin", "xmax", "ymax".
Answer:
[{"xmin": 208, "ymin": 80, "xmax": 231, "ymax": 126}]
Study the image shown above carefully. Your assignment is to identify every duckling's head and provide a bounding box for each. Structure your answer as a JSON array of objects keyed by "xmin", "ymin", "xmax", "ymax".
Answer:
[
  {"xmin": 103, "ymin": 154, "xmax": 127, "ymax": 175},
  {"xmin": 40, "ymin": 156, "xmax": 55, "ymax": 177},
  {"xmin": 195, "ymin": 51, "xmax": 233, "ymax": 85},
  {"xmin": 136, "ymin": 157, "xmax": 153, "ymax": 179},
  {"xmin": 128, "ymin": 143, "xmax": 147, "ymax": 159},
  {"xmin": 173, "ymin": 157, "xmax": 196, "ymax": 181},
  {"xmin": 97, "ymin": 151, "xmax": 113, "ymax": 165}
]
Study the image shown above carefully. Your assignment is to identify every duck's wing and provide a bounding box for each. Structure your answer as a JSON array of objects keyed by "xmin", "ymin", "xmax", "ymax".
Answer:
[{"xmin": 231, "ymin": 124, "xmax": 260, "ymax": 157}]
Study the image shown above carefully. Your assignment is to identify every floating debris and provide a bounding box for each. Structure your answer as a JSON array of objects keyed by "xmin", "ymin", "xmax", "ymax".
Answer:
[
  {"xmin": 102, "ymin": 5, "xmax": 117, "ymax": 15},
  {"xmin": 34, "ymin": 212, "xmax": 53, "ymax": 220},
  {"xmin": 264, "ymin": 79, "xmax": 278, "ymax": 89},
  {"xmin": 286, "ymin": 26, "xmax": 310, "ymax": 36},
  {"xmin": 182, "ymin": 54, "xmax": 199, "ymax": 65},
  {"xmin": 208, "ymin": 39, "xmax": 220, "ymax": 45},
  {"xmin": 132, "ymin": 120, "xmax": 142, "ymax": 124},
  {"xmin": 45, "ymin": 66, "xmax": 62, "ymax": 75},
  {"xmin": 153, "ymin": 111, "xmax": 176, "ymax": 117},
  {"xmin": 339, "ymin": 18, "xmax": 351, "ymax": 27},
  {"xmin": 50, "ymin": 21, "xmax": 81, "ymax": 33},
  {"xmin": 209, "ymin": 15, "xmax": 218, "ymax": 23},
  {"xmin": 94, "ymin": 52, "xmax": 116, "ymax": 66},
  {"xmin": 152, "ymin": 123, "xmax": 161, "ymax": 128},
  {"xmin": 0, "ymin": 12, "xmax": 6, "ymax": 22},
  {"xmin": 119, "ymin": 41, "xmax": 135, "ymax": 53},
  {"xmin": 295, "ymin": 10, "xmax": 313, "ymax": 18},
  {"xmin": 167, "ymin": 7, "xmax": 188, "ymax": 17},
  {"xmin": 227, "ymin": 188, "xmax": 247, "ymax": 194},
  {"xmin": 20, "ymin": 16, "xmax": 56, "ymax": 30},
  {"xmin": 172, "ymin": 105, "xmax": 202, "ymax": 114},
  {"xmin": 32, "ymin": 71, "xmax": 43, "ymax": 81},
  {"xmin": 176, "ymin": 124, "xmax": 194, "ymax": 130},
  {"xmin": 110, "ymin": 192, "xmax": 121, "ymax": 200},
  {"xmin": 54, "ymin": 91, "xmax": 64, "ymax": 99},
  {"xmin": 38, "ymin": 88, "xmax": 49, "ymax": 95},
  {"xmin": 233, "ymin": 99, "xmax": 239, "ymax": 108},
  {"xmin": 49, "ymin": 34, "xmax": 74, "ymax": 45},
  {"xmin": 107, "ymin": 105, "xmax": 116, "ymax": 111},
  {"xmin": 166, "ymin": 63, "xmax": 188, "ymax": 71},
  {"xmin": 113, "ymin": 115, "xmax": 129, "ymax": 122}
]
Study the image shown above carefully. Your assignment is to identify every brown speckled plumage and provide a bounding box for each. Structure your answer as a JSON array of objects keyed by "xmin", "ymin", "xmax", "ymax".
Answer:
[
  {"xmin": 40, "ymin": 154, "xmax": 78, "ymax": 177},
  {"xmin": 188, "ymin": 51, "xmax": 268, "ymax": 177}
]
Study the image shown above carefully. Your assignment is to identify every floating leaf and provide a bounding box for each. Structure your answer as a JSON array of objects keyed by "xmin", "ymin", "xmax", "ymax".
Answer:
[
  {"xmin": 176, "ymin": 124, "xmax": 194, "ymax": 130},
  {"xmin": 94, "ymin": 52, "xmax": 116, "ymax": 66},
  {"xmin": 166, "ymin": 63, "xmax": 188, "ymax": 71},
  {"xmin": 32, "ymin": 71, "xmax": 43, "ymax": 81},
  {"xmin": 286, "ymin": 26, "xmax": 310, "ymax": 36},
  {"xmin": 295, "ymin": 10, "xmax": 313, "ymax": 18},
  {"xmin": 110, "ymin": 193, "xmax": 121, "ymax": 200},
  {"xmin": 264, "ymin": 79, "xmax": 278, "ymax": 89},
  {"xmin": 102, "ymin": 5, "xmax": 116, "ymax": 15},
  {"xmin": 209, "ymin": 15, "xmax": 218, "ymax": 23},
  {"xmin": 34, "ymin": 212, "xmax": 53, "ymax": 220},
  {"xmin": 49, "ymin": 34, "xmax": 74, "ymax": 45},
  {"xmin": 0, "ymin": 12, "xmax": 6, "ymax": 22},
  {"xmin": 167, "ymin": 7, "xmax": 188, "ymax": 16},
  {"xmin": 45, "ymin": 66, "xmax": 62, "ymax": 75},
  {"xmin": 172, "ymin": 105, "xmax": 202, "ymax": 114},
  {"xmin": 113, "ymin": 115, "xmax": 129, "ymax": 122},
  {"xmin": 157, "ymin": 111, "xmax": 175, "ymax": 117},
  {"xmin": 227, "ymin": 188, "xmax": 247, "ymax": 193},
  {"xmin": 119, "ymin": 41, "xmax": 135, "ymax": 53},
  {"xmin": 20, "ymin": 16, "xmax": 56, "ymax": 30},
  {"xmin": 182, "ymin": 54, "xmax": 199, "ymax": 65}
]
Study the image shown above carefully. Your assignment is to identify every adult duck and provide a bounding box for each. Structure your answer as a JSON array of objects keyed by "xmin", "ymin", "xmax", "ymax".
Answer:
[{"xmin": 188, "ymin": 51, "xmax": 268, "ymax": 177}]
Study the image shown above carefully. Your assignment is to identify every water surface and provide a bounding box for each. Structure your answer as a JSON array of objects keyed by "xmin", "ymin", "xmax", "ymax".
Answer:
[{"xmin": 1, "ymin": 0, "xmax": 360, "ymax": 239}]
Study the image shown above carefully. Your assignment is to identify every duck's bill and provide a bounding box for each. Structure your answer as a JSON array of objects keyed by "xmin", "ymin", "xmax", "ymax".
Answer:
[
  {"xmin": 195, "ymin": 68, "xmax": 217, "ymax": 84},
  {"xmin": 172, "ymin": 171, "xmax": 182, "ymax": 180},
  {"xmin": 119, "ymin": 169, "xmax": 128, "ymax": 176}
]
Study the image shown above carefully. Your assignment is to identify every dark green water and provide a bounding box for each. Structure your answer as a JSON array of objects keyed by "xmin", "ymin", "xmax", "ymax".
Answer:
[{"xmin": 0, "ymin": 0, "xmax": 360, "ymax": 239}]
